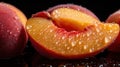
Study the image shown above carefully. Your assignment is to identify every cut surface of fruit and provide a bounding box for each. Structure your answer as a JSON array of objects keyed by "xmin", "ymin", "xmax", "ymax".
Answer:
[
  {"xmin": 26, "ymin": 17, "xmax": 119, "ymax": 59},
  {"xmin": 47, "ymin": 4, "xmax": 99, "ymax": 20},
  {"xmin": 51, "ymin": 8, "xmax": 100, "ymax": 31},
  {"xmin": 106, "ymin": 10, "xmax": 120, "ymax": 52}
]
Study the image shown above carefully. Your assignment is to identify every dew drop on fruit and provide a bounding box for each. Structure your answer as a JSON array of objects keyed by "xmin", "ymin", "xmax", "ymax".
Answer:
[
  {"xmin": 27, "ymin": 25, "xmax": 32, "ymax": 30},
  {"xmin": 78, "ymin": 41, "xmax": 82, "ymax": 45},
  {"xmin": 54, "ymin": 34, "xmax": 57, "ymax": 38},
  {"xmin": 13, "ymin": 16, "xmax": 18, "ymax": 20},
  {"xmin": 9, "ymin": 31, "xmax": 12, "ymax": 35},
  {"xmin": 86, "ymin": 33, "xmax": 90, "ymax": 37},
  {"xmin": 49, "ymin": 29, "xmax": 53, "ymax": 32},
  {"xmin": 83, "ymin": 45, "xmax": 88, "ymax": 50},
  {"xmin": 67, "ymin": 47, "xmax": 70, "ymax": 50},
  {"xmin": 16, "ymin": 28, "xmax": 20, "ymax": 32},
  {"xmin": 96, "ymin": 28, "xmax": 100, "ymax": 33},
  {"xmin": 71, "ymin": 41, "xmax": 76, "ymax": 47},
  {"xmin": 104, "ymin": 37, "xmax": 110, "ymax": 44},
  {"xmin": 13, "ymin": 34, "xmax": 17, "ymax": 37},
  {"xmin": 61, "ymin": 36, "xmax": 65, "ymax": 40},
  {"xmin": 7, "ymin": 30, "xmax": 10, "ymax": 33},
  {"xmin": 55, "ymin": 41, "xmax": 59, "ymax": 45},
  {"xmin": 89, "ymin": 48, "xmax": 94, "ymax": 53}
]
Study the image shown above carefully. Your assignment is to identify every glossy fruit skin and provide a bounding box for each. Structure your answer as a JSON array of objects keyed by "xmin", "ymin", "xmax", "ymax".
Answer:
[
  {"xmin": 0, "ymin": 3, "xmax": 28, "ymax": 59},
  {"xmin": 106, "ymin": 10, "xmax": 120, "ymax": 52},
  {"xmin": 26, "ymin": 4, "xmax": 119, "ymax": 59}
]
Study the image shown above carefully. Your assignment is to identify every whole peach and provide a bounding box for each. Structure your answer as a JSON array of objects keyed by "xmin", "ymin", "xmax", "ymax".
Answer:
[{"xmin": 0, "ymin": 3, "xmax": 28, "ymax": 59}]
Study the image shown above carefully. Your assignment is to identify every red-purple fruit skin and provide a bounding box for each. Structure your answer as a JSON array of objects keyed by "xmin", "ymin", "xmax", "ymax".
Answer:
[
  {"xmin": 106, "ymin": 10, "xmax": 120, "ymax": 52},
  {"xmin": 29, "ymin": 4, "xmax": 101, "ymax": 59},
  {"xmin": 0, "ymin": 3, "xmax": 28, "ymax": 59}
]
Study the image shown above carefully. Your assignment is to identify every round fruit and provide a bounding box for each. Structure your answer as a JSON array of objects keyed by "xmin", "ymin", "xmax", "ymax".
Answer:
[
  {"xmin": 26, "ymin": 4, "xmax": 119, "ymax": 59},
  {"xmin": 0, "ymin": 2, "xmax": 28, "ymax": 59},
  {"xmin": 106, "ymin": 10, "xmax": 120, "ymax": 52}
]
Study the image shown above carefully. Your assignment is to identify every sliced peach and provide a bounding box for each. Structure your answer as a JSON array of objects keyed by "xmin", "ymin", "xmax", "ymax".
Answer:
[
  {"xmin": 0, "ymin": 2, "xmax": 28, "ymax": 59},
  {"xmin": 26, "ymin": 4, "xmax": 119, "ymax": 59},
  {"xmin": 51, "ymin": 8, "xmax": 100, "ymax": 31},
  {"xmin": 47, "ymin": 4, "xmax": 99, "ymax": 20},
  {"xmin": 27, "ymin": 17, "xmax": 119, "ymax": 59},
  {"xmin": 106, "ymin": 10, "xmax": 120, "ymax": 52}
]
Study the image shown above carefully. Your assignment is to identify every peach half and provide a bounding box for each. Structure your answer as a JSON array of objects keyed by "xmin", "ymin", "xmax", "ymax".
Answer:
[
  {"xmin": 0, "ymin": 2, "xmax": 28, "ymax": 59},
  {"xmin": 47, "ymin": 4, "xmax": 99, "ymax": 20},
  {"xmin": 106, "ymin": 10, "xmax": 120, "ymax": 52},
  {"xmin": 26, "ymin": 4, "xmax": 119, "ymax": 59}
]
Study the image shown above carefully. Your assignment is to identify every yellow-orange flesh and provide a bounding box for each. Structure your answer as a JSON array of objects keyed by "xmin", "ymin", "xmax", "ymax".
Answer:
[
  {"xmin": 51, "ymin": 8, "xmax": 100, "ymax": 31},
  {"xmin": 27, "ymin": 17, "xmax": 119, "ymax": 57}
]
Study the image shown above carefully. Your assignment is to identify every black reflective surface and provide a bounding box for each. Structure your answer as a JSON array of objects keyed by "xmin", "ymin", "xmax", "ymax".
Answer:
[{"xmin": 0, "ymin": 41, "xmax": 120, "ymax": 67}]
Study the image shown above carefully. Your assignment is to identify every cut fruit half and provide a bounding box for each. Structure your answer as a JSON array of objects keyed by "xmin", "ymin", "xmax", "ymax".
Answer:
[
  {"xmin": 51, "ymin": 8, "xmax": 100, "ymax": 31},
  {"xmin": 26, "ymin": 4, "xmax": 119, "ymax": 59},
  {"xmin": 26, "ymin": 17, "xmax": 119, "ymax": 59}
]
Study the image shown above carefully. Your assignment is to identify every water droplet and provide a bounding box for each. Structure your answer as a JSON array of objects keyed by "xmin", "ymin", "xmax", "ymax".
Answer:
[
  {"xmin": 16, "ymin": 28, "xmax": 20, "ymax": 33},
  {"xmin": 71, "ymin": 41, "xmax": 76, "ymax": 47},
  {"xmin": 16, "ymin": 28, "xmax": 19, "ymax": 30},
  {"xmin": 7, "ymin": 30, "xmax": 10, "ymax": 32},
  {"xmin": 78, "ymin": 41, "xmax": 82, "ymax": 45},
  {"xmin": 84, "ymin": 45, "xmax": 87, "ymax": 50},
  {"xmin": 27, "ymin": 25, "xmax": 32, "ymax": 30},
  {"xmin": 76, "ymin": 34, "xmax": 79, "ymax": 37},
  {"xmin": 13, "ymin": 16, "xmax": 18, "ymax": 20},
  {"xmin": 94, "ymin": 23, "xmax": 98, "ymax": 27},
  {"xmin": 61, "ymin": 36, "xmax": 65, "ymax": 40},
  {"xmin": 9, "ymin": 32, "xmax": 12, "ymax": 35},
  {"xmin": 99, "ymin": 32, "xmax": 103, "ymax": 36},
  {"xmin": 13, "ymin": 34, "xmax": 17, "ymax": 37},
  {"xmin": 96, "ymin": 28, "xmax": 100, "ymax": 33},
  {"xmin": 89, "ymin": 48, "xmax": 94, "ymax": 53},
  {"xmin": 82, "ymin": 34, "xmax": 85, "ymax": 37},
  {"xmin": 109, "ymin": 30, "xmax": 113, "ymax": 33},
  {"xmin": 55, "ymin": 41, "xmax": 59, "ymax": 45},
  {"xmin": 54, "ymin": 34, "xmax": 57, "ymax": 38},
  {"xmin": 104, "ymin": 37, "xmax": 109, "ymax": 44},
  {"xmin": 86, "ymin": 33, "xmax": 90, "ymax": 37},
  {"xmin": 67, "ymin": 47, "xmax": 70, "ymax": 50},
  {"xmin": 49, "ymin": 29, "xmax": 53, "ymax": 32}
]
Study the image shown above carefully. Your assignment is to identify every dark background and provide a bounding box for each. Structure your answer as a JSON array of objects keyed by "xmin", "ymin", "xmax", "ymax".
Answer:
[
  {"xmin": 1, "ymin": 0, "xmax": 120, "ymax": 21},
  {"xmin": 0, "ymin": 0, "xmax": 120, "ymax": 66}
]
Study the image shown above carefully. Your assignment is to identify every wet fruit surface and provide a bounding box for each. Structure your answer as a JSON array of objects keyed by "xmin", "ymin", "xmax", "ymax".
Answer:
[
  {"xmin": 0, "ymin": 2, "xmax": 28, "ymax": 59},
  {"xmin": 106, "ymin": 10, "xmax": 120, "ymax": 52},
  {"xmin": 26, "ymin": 4, "xmax": 119, "ymax": 59},
  {"xmin": 0, "ymin": 0, "xmax": 120, "ymax": 66}
]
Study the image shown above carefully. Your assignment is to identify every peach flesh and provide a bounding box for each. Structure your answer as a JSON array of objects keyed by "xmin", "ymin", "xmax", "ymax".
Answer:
[
  {"xmin": 27, "ymin": 17, "xmax": 119, "ymax": 59},
  {"xmin": 51, "ymin": 8, "xmax": 100, "ymax": 31},
  {"xmin": 47, "ymin": 4, "xmax": 99, "ymax": 20},
  {"xmin": 106, "ymin": 10, "xmax": 120, "ymax": 52},
  {"xmin": 0, "ymin": 3, "xmax": 28, "ymax": 59}
]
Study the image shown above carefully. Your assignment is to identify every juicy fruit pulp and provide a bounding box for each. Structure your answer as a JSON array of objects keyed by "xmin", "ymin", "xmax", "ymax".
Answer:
[
  {"xmin": 51, "ymin": 8, "xmax": 100, "ymax": 31},
  {"xmin": 47, "ymin": 4, "xmax": 99, "ymax": 20},
  {"xmin": 26, "ymin": 4, "xmax": 119, "ymax": 59},
  {"xmin": 0, "ymin": 3, "xmax": 28, "ymax": 59},
  {"xmin": 106, "ymin": 10, "xmax": 120, "ymax": 52},
  {"xmin": 27, "ymin": 17, "xmax": 119, "ymax": 59}
]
